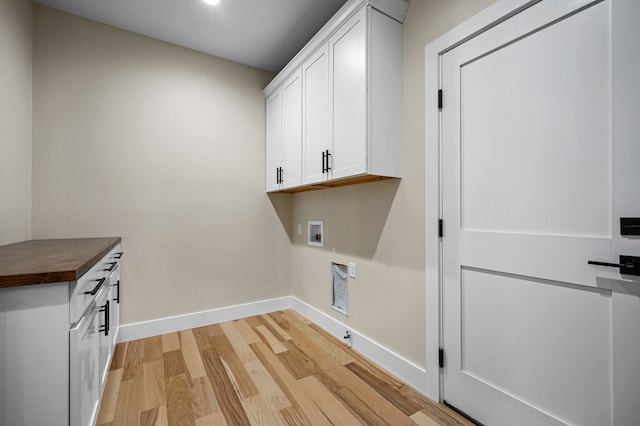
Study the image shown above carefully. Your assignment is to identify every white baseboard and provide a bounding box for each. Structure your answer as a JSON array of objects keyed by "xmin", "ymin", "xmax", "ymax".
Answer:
[
  {"xmin": 290, "ymin": 297, "xmax": 428, "ymax": 395},
  {"xmin": 117, "ymin": 296, "xmax": 428, "ymax": 395},
  {"xmin": 117, "ymin": 296, "xmax": 292, "ymax": 343}
]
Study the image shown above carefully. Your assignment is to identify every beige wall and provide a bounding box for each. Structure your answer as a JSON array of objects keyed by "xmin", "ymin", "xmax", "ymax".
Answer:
[
  {"xmin": 32, "ymin": 5, "xmax": 291, "ymax": 325},
  {"xmin": 0, "ymin": 0, "xmax": 32, "ymax": 245},
  {"xmin": 29, "ymin": 0, "xmax": 499, "ymax": 368},
  {"xmin": 291, "ymin": 0, "xmax": 496, "ymax": 368}
]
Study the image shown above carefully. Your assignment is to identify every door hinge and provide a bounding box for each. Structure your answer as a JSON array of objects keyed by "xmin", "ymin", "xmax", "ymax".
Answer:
[
  {"xmin": 438, "ymin": 219, "xmax": 443, "ymax": 238},
  {"xmin": 439, "ymin": 348, "xmax": 444, "ymax": 369},
  {"xmin": 438, "ymin": 89, "xmax": 443, "ymax": 110}
]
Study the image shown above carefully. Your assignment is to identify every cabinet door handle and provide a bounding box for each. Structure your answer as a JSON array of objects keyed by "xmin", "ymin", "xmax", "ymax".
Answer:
[
  {"xmin": 326, "ymin": 150, "xmax": 332, "ymax": 171},
  {"xmin": 102, "ymin": 262, "xmax": 117, "ymax": 272},
  {"xmin": 114, "ymin": 279, "xmax": 120, "ymax": 303},
  {"xmin": 84, "ymin": 277, "xmax": 105, "ymax": 295},
  {"xmin": 106, "ymin": 300, "xmax": 109, "ymax": 335},
  {"xmin": 322, "ymin": 151, "xmax": 326, "ymax": 173},
  {"xmin": 99, "ymin": 300, "xmax": 110, "ymax": 336}
]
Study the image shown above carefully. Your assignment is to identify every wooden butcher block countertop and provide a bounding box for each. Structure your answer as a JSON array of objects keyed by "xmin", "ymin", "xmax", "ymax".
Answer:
[{"xmin": 0, "ymin": 237, "xmax": 121, "ymax": 288}]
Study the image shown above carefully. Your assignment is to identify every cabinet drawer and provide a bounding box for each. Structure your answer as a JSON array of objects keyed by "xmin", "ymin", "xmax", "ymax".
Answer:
[{"xmin": 70, "ymin": 261, "xmax": 106, "ymax": 324}]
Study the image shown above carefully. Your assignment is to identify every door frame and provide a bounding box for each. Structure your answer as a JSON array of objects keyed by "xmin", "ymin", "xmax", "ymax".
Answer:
[{"xmin": 424, "ymin": 0, "xmax": 639, "ymax": 408}]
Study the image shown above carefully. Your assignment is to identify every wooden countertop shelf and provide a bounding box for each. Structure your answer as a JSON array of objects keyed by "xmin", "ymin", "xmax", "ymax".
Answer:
[{"xmin": 0, "ymin": 237, "xmax": 121, "ymax": 288}]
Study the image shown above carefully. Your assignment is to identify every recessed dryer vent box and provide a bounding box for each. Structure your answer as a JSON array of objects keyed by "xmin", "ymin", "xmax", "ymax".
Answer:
[
  {"xmin": 308, "ymin": 221, "xmax": 324, "ymax": 247},
  {"xmin": 332, "ymin": 263, "xmax": 348, "ymax": 316}
]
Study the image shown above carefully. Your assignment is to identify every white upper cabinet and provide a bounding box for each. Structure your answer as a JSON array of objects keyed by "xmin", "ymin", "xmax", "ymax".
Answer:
[
  {"xmin": 266, "ymin": 71, "xmax": 303, "ymax": 191},
  {"xmin": 265, "ymin": 0, "xmax": 407, "ymax": 192}
]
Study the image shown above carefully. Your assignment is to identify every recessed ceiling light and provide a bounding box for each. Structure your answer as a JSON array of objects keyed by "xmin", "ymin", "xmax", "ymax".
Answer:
[{"xmin": 203, "ymin": 0, "xmax": 220, "ymax": 5}]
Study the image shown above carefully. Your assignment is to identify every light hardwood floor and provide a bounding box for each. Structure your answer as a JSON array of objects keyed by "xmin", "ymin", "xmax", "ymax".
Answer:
[{"xmin": 97, "ymin": 309, "xmax": 473, "ymax": 425}]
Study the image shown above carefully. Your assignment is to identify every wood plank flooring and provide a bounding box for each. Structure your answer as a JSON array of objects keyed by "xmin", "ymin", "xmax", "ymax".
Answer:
[{"xmin": 97, "ymin": 310, "xmax": 473, "ymax": 426}]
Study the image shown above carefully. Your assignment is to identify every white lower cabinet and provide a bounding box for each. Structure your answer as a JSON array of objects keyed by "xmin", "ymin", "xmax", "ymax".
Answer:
[{"xmin": 0, "ymin": 244, "xmax": 123, "ymax": 426}]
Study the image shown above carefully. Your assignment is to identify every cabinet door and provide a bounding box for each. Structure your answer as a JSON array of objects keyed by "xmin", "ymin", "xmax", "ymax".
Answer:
[
  {"xmin": 70, "ymin": 306, "xmax": 100, "ymax": 426},
  {"xmin": 109, "ymin": 273, "xmax": 120, "ymax": 346},
  {"xmin": 96, "ymin": 285, "xmax": 111, "ymax": 391},
  {"xmin": 302, "ymin": 43, "xmax": 331, "ymax": 184},
  {"xmin": 266, "ymin": 90, "xmax": 283, "ymax": 191},
  {"xmin": 281, "ymin": 71, "xmax": 302, "ymax": 189},
  {"xmin": 330, "ymin": 6, "xmax": 367, "ymax": 179}
]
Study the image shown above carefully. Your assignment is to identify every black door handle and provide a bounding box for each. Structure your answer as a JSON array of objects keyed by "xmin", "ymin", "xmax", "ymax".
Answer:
[
  {"xmin": 588, "ymin": 256, "xmax": 640, "ymax": 276},
  {"xmin": 326, "ymin": 150, "xmax": 331, "ymax": 171},
  {"xmin": 588, "ymin": 261, "xmax": 632, "ymax": 268}
]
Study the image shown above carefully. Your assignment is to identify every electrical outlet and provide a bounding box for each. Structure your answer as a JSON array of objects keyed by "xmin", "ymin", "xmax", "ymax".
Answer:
[{"xmin": 349, "ymin": 262, "xmax": 356, "ymax": 278}]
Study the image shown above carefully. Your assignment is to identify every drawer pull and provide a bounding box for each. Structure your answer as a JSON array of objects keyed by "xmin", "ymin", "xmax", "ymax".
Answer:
[
  {"xmin": 113, "ymin": 252, "xmax": 124, "ymax": 259},
  {"xmin": 114, "ymin": 280, "xmax": 120, "ymax": 303},
  {"xmin": 102, "ymin": 262, "xmax": 117, "ymax": 272},
  {"xmin": 99, "ymin": 301, "xmax": 110, "ymax": 336},
  {"xmin": 84, "ymin": 277, "xmax": 106, "ymax": 296}
]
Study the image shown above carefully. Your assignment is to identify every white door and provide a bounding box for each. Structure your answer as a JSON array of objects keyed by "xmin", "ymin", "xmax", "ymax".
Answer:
[{"xmin": 440, "ymin": 1, "xmax": 640, "ymax": 425}]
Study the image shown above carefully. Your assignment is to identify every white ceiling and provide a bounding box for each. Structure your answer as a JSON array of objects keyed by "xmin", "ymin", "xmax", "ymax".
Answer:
[{"xmin": 33, "ymin": 0, "xmax": 348, "ymax": 72}]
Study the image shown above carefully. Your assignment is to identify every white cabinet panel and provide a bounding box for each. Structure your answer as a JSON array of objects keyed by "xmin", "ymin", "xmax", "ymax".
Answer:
[
  {"xmin": 108, "ymin": 262, "xmax": 121, "ymax": 352},
  {"xmin": 281, "ymin": 71, "xmax": 303, "ymax": 188},
  {"xmin": 330, "ymin": 7, "xmax": 367, "ymax": 179},
  {"xmin": 302, "ymin": 44, "xmax": 331, "ymax": 185},
  {"xmin": 96, "ymin": 284, "xmax": 111, "ymax": 392},
  {"xmin": 0, "ymin": 282, "xmax": 70, "ymax": 426},
  {"xmin": 70, "ymin": 306, "xmax": 100, "ymax": 426},
  {"xmin": 265, "ymin": 90, "xmax": 282, "ymax": 192}
]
